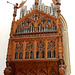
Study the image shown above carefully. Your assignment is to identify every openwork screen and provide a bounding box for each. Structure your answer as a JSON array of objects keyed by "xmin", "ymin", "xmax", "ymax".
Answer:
[
  {"xmin": 14, "ymin": 40, "xmax": 57, "ymax": 59},
  {"xmin": 47, "ymin": 40, "xmax": 56, "ymax": 58},
  {"xmin": 36, "ymin": 41, "xmax": 45, "ymax": 58},
  {"xmin": 15, "ymin": 42, "xmax": 23, "ymax": 59},
  {"xmin": 16, "ymin": 14, "xmax": 57, "ymax": 33},
  {"xmin": 25, "ymin": 42, "xmax": 34, "ymax": 59}
]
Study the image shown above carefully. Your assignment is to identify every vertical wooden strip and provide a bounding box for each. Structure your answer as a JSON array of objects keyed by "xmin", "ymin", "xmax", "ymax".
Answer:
[
  {"xmin": 34, "ymin": 40, "xmax": 36, "ymax": 59},
  {"xmin": 45, "ymin": 40, "xmax": 47, "ymax": 58},
  {"xmin": 59, "ymin": 37, "xmax": 63, "ymax": 59},
  {"xmin": 23, "ymin": 41, "xmax": 26, "ymax": 59},
  {"xmin": 55, "ymin": 38, "xmax": 58, "ymax": 58},
  {"xmin": 12, "ymin": 41, "xmax": 16, "ymax": 60}
]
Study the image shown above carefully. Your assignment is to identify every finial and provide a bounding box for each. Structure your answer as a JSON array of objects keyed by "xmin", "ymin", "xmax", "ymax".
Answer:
[
  {"xmin": 52, "ymin": 0, "xmax": 61, "ymax": 5},
  {"xmin": 35, "ymin": 0, "xmax": 39, "ymax": 8},
  {"xmin": 52, "ymin": 0, "xmax": 61, "ymax": 17}
]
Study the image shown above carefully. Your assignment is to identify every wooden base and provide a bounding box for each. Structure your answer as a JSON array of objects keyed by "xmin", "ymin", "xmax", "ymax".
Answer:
[{"xmin": 4, "ymin": 59, "xmax": 65, "ymax": 75}]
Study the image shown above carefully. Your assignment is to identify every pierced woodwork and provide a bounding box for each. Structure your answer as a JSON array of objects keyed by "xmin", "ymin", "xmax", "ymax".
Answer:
[
  {"xmin": 16, "ymin": 16, "xmax": 57, "ymax": 33},
  {"xmin": 25, "ymin": 41, "xmax": 34, "ymax": 59},
  {"xmin": 4, "ymin": 0, "xmax": 66, "ymax": 75}
]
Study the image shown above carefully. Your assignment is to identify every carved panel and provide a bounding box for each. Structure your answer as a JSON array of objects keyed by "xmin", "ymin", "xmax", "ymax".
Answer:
[
  {"xmin": 47, "ymin": 40, "xmax": 56, "ymax": 58},
  {"xmin": 37, "ymin": 69, "xmax": 47, "ymax": 75},
  {"xmin": 17, "ymin": 71, "xmax": 26, "ymax": 75},
  {"xmin": 28, "ymin": 70, "xmax": 35, "ymax": 75},
  {"xmin": 36, "ymin": 41, "xmax": 45, "ymax": 58},
  {"xmin": 15, "ymin": 42, "xmax": 23, "ymax": 59},
  {"xmin": 49, "ymin": 68, "xmax": 56, "ymax": 75},
  {"xmin": 16, "ymin": 16, "xmax": 57, "ymax": 33},
  {"xmin": 25, "ymin": 41, "xmax": 34, "ymax": 59},
  {"xmin": 29, "ymin": 13, "xmax": 44, "ymax": 20}
]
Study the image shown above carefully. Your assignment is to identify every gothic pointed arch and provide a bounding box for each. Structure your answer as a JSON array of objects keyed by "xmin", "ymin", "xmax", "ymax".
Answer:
[
  {"xmin": 14, "ymin": 9, "xmax": 57, "ymax": 33},
  {"xmin": 25, "ymin": 41, "xmax": 34, "ymax": 59},
  {"xmin": 17, "ymin": 70, "xmax": 26, "ymax": 75},
  {"xmin": 28, "ymin": 70, "xmax": 35, "ymax": 75},
  {"xmin": 36, "ymin": 41, "xmax": 45, "ymax": 58},
  {"xmin": 38, "ymin": 69, "xmax": 47, "ymax": 75},
  {"xmin": 15, "ymin": 42, "xmax": 23, "ymax": 59},
  {"xmin": 49, "ymin": 68, "xmax": 57, "ymax": 75}
]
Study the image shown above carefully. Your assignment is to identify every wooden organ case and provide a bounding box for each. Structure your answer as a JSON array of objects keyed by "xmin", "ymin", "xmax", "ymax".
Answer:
[{"xmin": 4, "ymin": 0, "xmax": 67, "ymax": 75}]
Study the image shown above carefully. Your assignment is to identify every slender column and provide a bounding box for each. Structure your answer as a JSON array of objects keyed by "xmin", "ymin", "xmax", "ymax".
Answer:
[
  {"xmin": 55, "ymin": 0, "xmax": 66, "ymax": 74},
  {"xmin": 55, "ymin": 39, "xmax": 58, "ymax": 58},
  {"xmin": 23, "ymin": 41, "xmax": 26, "ymax": 59},
  {"xmin": 45, "ymin": 40, "xmax": 47, "ymax": 58},
  {"xmin": 12, "ymin": 41, "xmax": 16, "ymax": 59},
  {"xmin": 7, "ymin": 39, "xmax": 12, "ymax": 61},
  {"xmin": 58, "ymin": 37, "xmax": 63, "ymax": 59},
  {"xmin": 34, "ymin": 40, "xmax": 36, "ymax": 59}
]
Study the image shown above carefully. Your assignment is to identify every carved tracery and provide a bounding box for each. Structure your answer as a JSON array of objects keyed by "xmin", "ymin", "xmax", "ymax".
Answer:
[
  {"xmin": 15, "ymin": 42, "xmax": 23, "ymax": 59},
  {"xmin": 16, "ymin": 15, "xmax": 57, "ymax": 33},
  {"xmin": 29, "ymin": 13, "xmax": 44, "ymax": 20},
  {"xmin": 25, "ymin": 41, "xmax": 34, "ymax": 59},
  {"xmin": 47, "ymin": 40, "xmax": 56, "ymax": 58},
  {"xmin": 36, "ymin": 41, "xmax": 45, "ymax": 58}
]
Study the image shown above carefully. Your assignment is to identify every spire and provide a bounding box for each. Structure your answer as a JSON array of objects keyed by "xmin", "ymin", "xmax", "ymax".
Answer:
[{"xmin": 35, "ymin": 0, "xmax": 39, "ymax": 8}]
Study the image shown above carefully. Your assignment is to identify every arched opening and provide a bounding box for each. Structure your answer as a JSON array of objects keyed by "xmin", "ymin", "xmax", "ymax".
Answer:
[
  {"xmin": 52, "ymin": 50, "xmax": 56, "ymax": 58},
  {"xmin": 25, "ymin": 52, "xmax": 29, "ymax": 59},
  {"xmin": 44, "ymin": 25, "xmax": 49, "ymax": 31},
  {"xmin": 29, "ymin": 23, "xmax": 35, "ymax": 32},
  {"xmin": 41, "ymin": 51, "xmax": 44, "ymax": 58},
  {"xmin": 47, "ymin": 51, "xmax": 51, "ymax": 58},
  {"xmin": 37, "ymin": 23, "xmax": 43, "ymax": 32},
  {"xmin": 36, "ymin": 51, "xmax": 40, "ymax": 58},
  {"xmin": 30, "ymin": 51, "xmax": 33, "ymax": 59},
  {"xmin": 15, "ymin": 52, "xmax": 18, "ymax": 59},
  {"xmin": 19, "ymin": 52, "xmax": 23, "ymax": 59}
]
